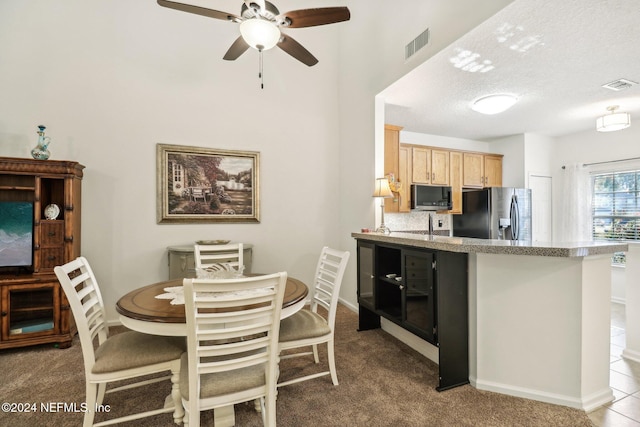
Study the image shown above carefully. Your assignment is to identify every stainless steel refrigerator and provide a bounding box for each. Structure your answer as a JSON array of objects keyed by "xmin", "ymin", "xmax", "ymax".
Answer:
[{"xmin": 452, "ymin": 187, "xmax": 532, "ymax": 240}]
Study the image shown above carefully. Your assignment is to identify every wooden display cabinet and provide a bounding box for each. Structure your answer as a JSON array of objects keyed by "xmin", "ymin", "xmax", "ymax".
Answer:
[{"xmin": 0, "ymin": 157, "xmax": 84, "ymax": 350}]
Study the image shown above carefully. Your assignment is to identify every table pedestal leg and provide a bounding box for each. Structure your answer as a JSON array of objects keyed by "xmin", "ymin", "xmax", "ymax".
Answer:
[{"xmin": 214, "ymin": 405, "xmax": 235, "ymax": 427}]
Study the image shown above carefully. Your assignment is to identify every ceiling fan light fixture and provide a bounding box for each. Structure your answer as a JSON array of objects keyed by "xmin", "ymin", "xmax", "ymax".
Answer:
[
  {"xmin": 471, "ymin": 94, "xmax": 518, "ymax": 115},
  {"xmin": 239, "ymin": 19, "xmax": 281, "ymax": 51},
  {"xmin": 596, "ymin": 105, "xmax": 631, "ymax": 132}
]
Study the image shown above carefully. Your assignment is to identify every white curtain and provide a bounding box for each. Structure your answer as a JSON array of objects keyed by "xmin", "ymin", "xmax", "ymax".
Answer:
[{"xmin": 560, "ymin": 163, "xmax": 592, "ymax": 242}]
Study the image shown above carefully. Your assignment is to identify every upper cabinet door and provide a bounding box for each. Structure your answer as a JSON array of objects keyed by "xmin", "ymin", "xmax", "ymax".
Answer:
[
  {"xmin": 431, "ymin": 149, "xmax": 450, "ymax": 186},
  {"xmin": 462, "ymin": 153, "xmax": 503, "ymax": 188},
  {"xmin": 411, "ymin": 147, "xmax": 450, "ymax": 186},
  {"xmin": 462, "ymin": 153, "xmax": 484, "ymax": 188},
  {"xmin": 484, "ymin": 155, "xmax": 503, "ymax": 187},
  {"xmin": 411, "ymin": 147, "xmax": 431, "ymax": 184}
]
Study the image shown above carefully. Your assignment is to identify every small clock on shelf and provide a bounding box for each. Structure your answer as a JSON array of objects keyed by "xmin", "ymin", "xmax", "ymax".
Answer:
[{"xmin": 44, "ymin": 204, "xmax": 60, "ymax": 220}]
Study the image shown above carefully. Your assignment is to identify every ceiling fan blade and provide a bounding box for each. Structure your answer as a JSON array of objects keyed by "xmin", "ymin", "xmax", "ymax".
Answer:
[
  {"xmin": 277, "ymin": 35, "xmax": 318, "ymax": 66},
  {"xmin": 278, "ymin": 7, "xmax": 350, "ymax": 28},
  {"xmin": 223, "ymin": 36, "xmax": 250, "ymax": 61},
  {"xmin": 157, "ymin": 0, "xmax": 240, "ymax": 22}
]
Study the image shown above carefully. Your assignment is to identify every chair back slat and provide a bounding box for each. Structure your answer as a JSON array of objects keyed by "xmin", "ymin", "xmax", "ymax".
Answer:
[
  {"xmin": 183, "ymin": 272, "xmax": 287, "ymax": 409},
  {"xmin": 310, "ymin": 247, "xmax": 350, "ymax": 325},
  {"xmin": 194, "ymin": 243, "xmax": 244, "ymax": 272},
  {"xmin": 198, "ymin": 335, "xmax": 270, "ymax": 357},
  {"xmin": 54, "ymin": 257, "xmax": 109, "ymax": 376}
]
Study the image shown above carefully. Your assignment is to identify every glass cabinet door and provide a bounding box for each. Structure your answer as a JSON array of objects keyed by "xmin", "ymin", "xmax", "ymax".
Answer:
[
  {"xmin": 357, "ymin": 243, "xmax": 375, "ymax": 309},
  {"xmin": 403, "ymin": 251, "xmax": 436, "ymax": 343},
  {"xmin": 3, "ymin": 283, "xmax": 58, "ymax": 339}
]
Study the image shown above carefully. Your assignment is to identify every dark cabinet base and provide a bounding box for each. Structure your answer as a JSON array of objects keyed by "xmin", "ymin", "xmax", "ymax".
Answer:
[
  {"xmin": 356, "ymin": 239, "xmax": 469, "ymax": 391},
  {"xmin": 357, "ymin": 305, "xmax": 381, "ymax": 331}
]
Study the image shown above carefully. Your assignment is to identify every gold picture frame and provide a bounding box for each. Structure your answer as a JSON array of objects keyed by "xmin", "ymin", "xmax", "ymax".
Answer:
[{"xmin": 156, "ymin": 144, "xmax": 260, "ymax": 223}]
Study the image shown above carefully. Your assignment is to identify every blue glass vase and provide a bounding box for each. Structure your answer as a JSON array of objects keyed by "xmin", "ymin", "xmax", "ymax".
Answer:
[{"xmin": 31, "ymin": 125, "xmax": 52, "ymax": 160}]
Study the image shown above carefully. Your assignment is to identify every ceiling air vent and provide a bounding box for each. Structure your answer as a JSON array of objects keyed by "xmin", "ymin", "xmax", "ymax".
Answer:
[
  {"xmin": 602, "ymin": 78, "xmax": 638, "ymax": 91},
  {"xmin": 405, "ymin": 28, "xmax": 430, "ymax": 60}
]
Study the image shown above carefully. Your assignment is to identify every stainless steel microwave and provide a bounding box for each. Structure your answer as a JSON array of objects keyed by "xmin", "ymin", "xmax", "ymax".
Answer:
[{"xmin": 411, "ymin": 185, "xmax": 452, "ymax": 211}]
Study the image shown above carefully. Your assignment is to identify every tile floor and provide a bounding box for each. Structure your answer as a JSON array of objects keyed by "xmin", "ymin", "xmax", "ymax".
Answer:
[{"xmin": 588, "ymin": 303, "xmax": 640, "ymax": 426}]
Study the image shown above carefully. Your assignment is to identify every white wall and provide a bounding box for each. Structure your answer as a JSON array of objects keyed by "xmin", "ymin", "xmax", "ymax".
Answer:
[
  {"xmin": 524, "ymin": 133, "xmax": 554, "ymax": 180},
  {"xmin": 490, "ymin": 134, "xmax": 525, "ymax": 187},
  {"xmin": 0, "ymin": 0, "xmax": 515, "ymax": 320},
  {"xmin": 0, "ymin": 0, "xmax": 343, "ymax": 321}
]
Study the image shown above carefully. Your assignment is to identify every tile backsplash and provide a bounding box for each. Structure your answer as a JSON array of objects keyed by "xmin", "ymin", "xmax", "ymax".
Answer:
[{"xmin": 385, "ymin": 212, "xmax": 451, "ymax": 234}]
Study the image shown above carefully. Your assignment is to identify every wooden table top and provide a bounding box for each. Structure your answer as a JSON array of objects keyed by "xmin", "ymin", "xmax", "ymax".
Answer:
[{"xmin": 116, "ymin": 276, "xmax": 308, "ymax": 324}]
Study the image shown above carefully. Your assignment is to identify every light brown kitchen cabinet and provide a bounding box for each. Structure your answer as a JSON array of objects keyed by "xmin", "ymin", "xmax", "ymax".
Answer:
[
  {"xmin": 398, "ymin": 145, "xmax": 412, "ymax": 212},
  {"xmin": 431, "ymin": 149, "xmax": 450, "ymax": 185},
  {"xmin": 462, "ymin": 153, "xmax": 484, "ymax": 188},
  {"xmin": 384, "ymin": 124, "xmax": 403, "ymax": 213},
  {"xmin": 411, "ymin": 147, "xmax": 450, "ymax": 186},
  {"xmin": 448, "ymin": 151, "xmax": 463, "ymax": 214},
  {"xmin": 386, "ymin": 137, "xmax": 502, "ymax": 214},
  {"xmin": 462, "ymin": 152, "xmax": 503, "ymax": 188},
  {"xmin": 483, "ymin": 154, "xmax": 503, "ymax": 187},
  {"xmin": 411, "ymin": 147, "xmax": 430, "ymax": 184}
]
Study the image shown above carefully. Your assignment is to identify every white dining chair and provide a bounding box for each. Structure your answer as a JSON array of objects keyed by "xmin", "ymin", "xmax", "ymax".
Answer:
[
  {"xmin": 54, "ymin": 256, "xmax": 186, "ymax": 427},
  {"xmin": 278, "ymin": 247, "xmax": 350, "ymax": 387},
  {"xmin": 180, "ymin": 272, "xmax": 287, "ymax": 427},
  {"xmin": 194, "ymin": 243, "xmax": 244, "ymax": 273}
]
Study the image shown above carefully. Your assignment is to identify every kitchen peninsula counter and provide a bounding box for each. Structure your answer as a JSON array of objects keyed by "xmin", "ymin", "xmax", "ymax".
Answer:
[
  {"xmin": 351, "ymin": 231, "xmax": 628, "ymax": 257},
  {"xmin": 352, "ymin": 231, "xmax": 627, "ymax": 412}
]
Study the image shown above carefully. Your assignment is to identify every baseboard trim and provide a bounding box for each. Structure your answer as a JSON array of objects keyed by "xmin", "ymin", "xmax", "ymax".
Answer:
[
  {"xmin": 622, "ymin": 348, "xmax": 640, "ymax": 363},
  {"xmin": 351, "ymin": 301, "xmax": 439, "ymax": 363},
  {"xmin": 380, "ymin": 318, "xmax": 439, "ymax": 364},
  {"xmin": 339, "ymin": 298, "xmax": 359, "ymax": 313},
  {"xmin": 473, "ymin": 378, "xmax": 613, "ymax": 411}
]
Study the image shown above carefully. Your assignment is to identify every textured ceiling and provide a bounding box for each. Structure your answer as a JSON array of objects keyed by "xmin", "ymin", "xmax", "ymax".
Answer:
[{"xmin": 381, "ymin": 0, "xmax": 640, "ymax": 141}]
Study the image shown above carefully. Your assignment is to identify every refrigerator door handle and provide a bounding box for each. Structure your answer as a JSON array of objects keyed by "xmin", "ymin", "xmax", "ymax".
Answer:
[{"xmin": 511, "ymin": 195, "xmax": 520, "ymax": 240}]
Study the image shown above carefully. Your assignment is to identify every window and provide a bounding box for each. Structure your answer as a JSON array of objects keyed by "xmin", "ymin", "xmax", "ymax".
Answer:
[
  {"xmin": 592, "ymin": 170, "xmax": 640, "ymax": 264},
  {"xmin": 173, "ymin": 163, "xmax": 183, "ymax": 184}
]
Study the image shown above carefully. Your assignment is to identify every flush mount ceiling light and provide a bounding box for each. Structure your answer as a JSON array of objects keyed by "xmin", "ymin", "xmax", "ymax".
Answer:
[
  {"xmin": 471, "ymin": 94, "xmax": 518, "ymax": 115},
  {"xmin": 596, "ymin": 105, "xmax": 631, "ymax": 132}
]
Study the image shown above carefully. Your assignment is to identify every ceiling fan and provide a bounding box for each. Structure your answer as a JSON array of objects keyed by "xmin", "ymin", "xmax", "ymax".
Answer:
[{"xmin": 157, "ymin": 0, "xmax": 351, "ymax": 67}]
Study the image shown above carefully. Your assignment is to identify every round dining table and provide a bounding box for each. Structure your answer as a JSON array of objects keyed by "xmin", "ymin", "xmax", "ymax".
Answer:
[
  {"xmin": 115, "ymin": 275, "xmax": 307, "ymax": 427},
  {"xmin": 116, "ymin": 276, "xmax": 309, "ymax": 337}
]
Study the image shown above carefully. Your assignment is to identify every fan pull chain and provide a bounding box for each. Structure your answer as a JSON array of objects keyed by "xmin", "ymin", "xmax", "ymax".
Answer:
[{"xmin": 258, "ymin": 48, "xmax": 264, "ymax": 89}]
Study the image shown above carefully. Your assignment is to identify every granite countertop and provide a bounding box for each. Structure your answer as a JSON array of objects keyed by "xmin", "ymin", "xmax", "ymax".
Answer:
[{"xmin": 351, "ymin": 231, "xmax": 629, "ymax": 258}]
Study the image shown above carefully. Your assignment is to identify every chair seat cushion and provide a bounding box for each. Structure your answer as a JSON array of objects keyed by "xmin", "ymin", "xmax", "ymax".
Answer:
[
  {"xmin": 279, "ymin": 309, "xmax": 331, "ymax": 342},
  {"xmin": 92, "ymin": 331, "xmax": 186, "ymax": 374},
  {"xmin": 179, "ymin": 353, "xmax": 265, "ymax": 400}
]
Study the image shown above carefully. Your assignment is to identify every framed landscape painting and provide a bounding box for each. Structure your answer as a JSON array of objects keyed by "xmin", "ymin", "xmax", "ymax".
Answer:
[{"xmin": 156, "ymin": 144, "xmax": 260, "ymax": 223}]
